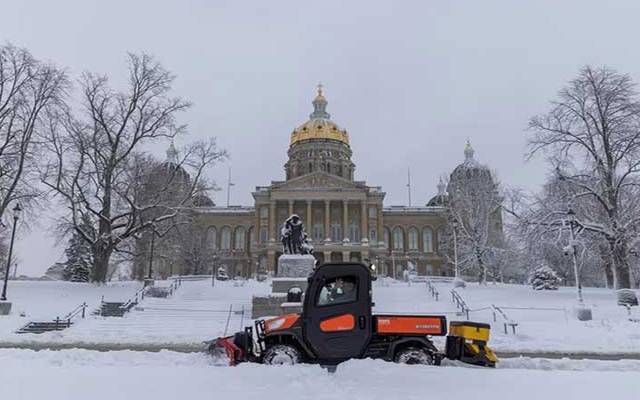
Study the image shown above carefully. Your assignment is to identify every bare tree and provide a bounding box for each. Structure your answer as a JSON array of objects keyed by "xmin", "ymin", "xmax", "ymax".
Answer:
[
  {"xmin": 445, "ymin": 166, "xmax": 504, "ymax": 284},
  {"xmin": 0, "ymin": 44, "xmax": 67, "ymax": 223},
  {"xmin": 528, "ymin": 66, "xmax": 640, "ymax": 289},
  {"xmin": 42, "ymin": 53, "xmax": 226, "ymax": 282}
]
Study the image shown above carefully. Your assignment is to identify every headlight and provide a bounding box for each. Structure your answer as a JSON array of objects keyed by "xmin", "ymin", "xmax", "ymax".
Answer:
[{"xmin": 267, "ymin": 318, "xmax": 285, "ymax": 331}]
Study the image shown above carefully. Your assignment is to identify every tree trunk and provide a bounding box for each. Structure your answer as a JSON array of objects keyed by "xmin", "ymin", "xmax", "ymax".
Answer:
[
  {"xmin": 92, "ymin": 243, "xmax": 112, "ymax": 283},
  {"xmin": 604, "ymin": 261, "xmax": 614, "ymax": 289},
  {"xmin": 610, "ymin": 239, "xmax": 631, "ymax": 289}
]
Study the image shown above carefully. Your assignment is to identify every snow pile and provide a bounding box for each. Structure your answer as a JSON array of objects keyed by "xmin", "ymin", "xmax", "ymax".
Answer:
[{"xmin": 0, "ymin": 349, "xmax": 638, "ymax": 400}]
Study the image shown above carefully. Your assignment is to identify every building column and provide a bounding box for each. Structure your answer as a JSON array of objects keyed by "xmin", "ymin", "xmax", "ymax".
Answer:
[
  {"xmin": 323, "ymin": 251, "xmax": 331, "ymax": 263},
  {"xmin": 288, "ymin": 200, "xmax": 294, "ymax": 216},
  {"xmin": 377, "ymin": 204, "xmax": 383, "ymax": 246},
  {"xmin": 255, "ymin": 204, "xmax": 261, "ymax": 246},
  {"xmin": 343, "ymin": 200, "xmax": 349, "ymax": 242},
  {"xmin": 361, "ymin": 201, "xmax": 368, "ymax": 243},
  {"xmin": 306, "ymin": 200, "xmax": 313, "ymax": 232},
  {"xmin": 324, "ymin": 200, "xmax": 331, "ymax": 241},
  {"xmin": 269, "ymin": 202, "xmax": 276, "ymax": 242},
  {"xmin": 342, "ymin": 251, "xmax": 350, "ymax": 262}
]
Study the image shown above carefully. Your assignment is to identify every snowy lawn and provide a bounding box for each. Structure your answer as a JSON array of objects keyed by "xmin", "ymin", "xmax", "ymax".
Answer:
[
  {"xmin": 2, "ymin": 278, "xmax": 639, "ymax": 355},
  {"xmin": 436, "ymin": 281, "xmax": 640, "ymax": 353},
  {"xmin": 0, "ymin": 348, "xmax": 638, "ymax": 400},
  {"xmin": 0, "ymin": 280, "xmax": 141, "ymax": 337}
]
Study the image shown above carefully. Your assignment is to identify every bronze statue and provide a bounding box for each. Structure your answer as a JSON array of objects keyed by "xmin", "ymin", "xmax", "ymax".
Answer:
[{"xmin": 281, "ymin": 214, "xmax": 313, "ymax": 255}]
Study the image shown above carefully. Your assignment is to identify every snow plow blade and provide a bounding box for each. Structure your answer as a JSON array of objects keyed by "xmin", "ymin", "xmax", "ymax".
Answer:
[
  {"xmin": 445, "ymin": 321, "xmax": 498, "ymax": 367},
  {"xmin": 206, "ymin": 329, "xmax": 254, "ymax": 366}
]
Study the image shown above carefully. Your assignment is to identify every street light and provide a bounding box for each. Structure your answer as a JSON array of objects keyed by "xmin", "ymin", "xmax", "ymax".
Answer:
[
  {"xmin": 566, "ymin": 207, "xmax": 592, "ymax": 321},
  {"xmin": 452, "ymin": 219, "xmax": 459, "ymax": 279},
  {"xmin": 566, "ymin": 208, "xmax": 583, "ymax": 303},
  {"xmin": 1, "ymin": 203, "xmax": 22, "ymax": 301}
]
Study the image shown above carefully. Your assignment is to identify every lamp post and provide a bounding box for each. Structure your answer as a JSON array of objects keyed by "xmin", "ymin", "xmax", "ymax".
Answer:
[
  {"xmin": 1, "ymin": 203, "xmax": 22, "ymax": 302},
  {"xmin": 148, "ymin": 232, "xmax": 156, "ymax": 280},
  {"xmin": 567, "ymin": 208, "xmax": 591, "ymax": 321},
  {"xmin": 211, "ymin": 254, "xmax": 218, "ymax": 287},
  {"xmin": 452, "ymin": 219, "xmax": 459, "ymax": 279},
  {"xmin": 566, "ymin": 208, "xmax": 583, "ymax": 303}
]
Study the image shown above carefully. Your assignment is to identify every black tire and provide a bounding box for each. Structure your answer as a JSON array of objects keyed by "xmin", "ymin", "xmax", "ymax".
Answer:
[
  {"xmin": 262, "ymin": 344, "xmax": 301, "ymax": 365},
  {"xmin": 394, "ymin": 346, "xmax": 435, "ymax": 365}
]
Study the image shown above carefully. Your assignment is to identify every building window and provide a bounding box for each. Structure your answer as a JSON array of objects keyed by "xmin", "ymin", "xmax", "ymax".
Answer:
[
  {"xmin": 408, "ymin": 227, "xmax": 419, "ymax": 250},
  {"xmin": 383, "ymin": 227, "xmax": 390, "ymax": 248},
  {"xmin": 313, "ymin": 223, "xmax": 324, "ymax": 241},
  {"xmin": 220, "ymin": 226, "xmax": 231, "ymax": 250},
  {"xmin": 349, "ymin": 222, "xmax": 360, "ymax": 242},
  {"xmin": 207, "ymin": 227, "xmax": 217, "ymax": 250},
  {"xmin": 426, "ymin": 264, "xmax": 434, "ymax": 275},
  {"xmin": 369, "ymin": 229, "xmax": 377, "ymax": 243},
  {"xmin": 331, "ymin": 223, "xmax": 342, "ymax": 242},
  {"xmin": 423, "ymin": 227, "xmax": 433, "ymax": 253},
  {"xmin": 260, "ymin": 228, "xmax": 268, "ymax": 243},
  {"xmin": 392, "ymin": 227, "xmax": 404, "ymax": 251},
  {"xmin": 234, "ymin": 227, "xmax": 246, "ymax": 250}
]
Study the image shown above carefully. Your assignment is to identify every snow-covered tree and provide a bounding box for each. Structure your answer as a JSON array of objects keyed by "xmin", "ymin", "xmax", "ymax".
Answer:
[
  {"xmin": 48, "ymin": 214, "xmax": 95, "ymax": 282},
  {"xmin": 41, "ymin": 53, "xmax": 226, "ymax": 282},
  {"xmin": 0, "ymin": 44, "xmax": 67, "ymax": 224},
  {"xmin": 529, "ymin": 265, "xmax": 561, "ymax": 290},
  {"xmin": 528, "ymin": 66, "xmax": 640, "ymax": 289},
  {"xmin": 445, "ymin": 142, "xmax": 505, "ymax": 284}
]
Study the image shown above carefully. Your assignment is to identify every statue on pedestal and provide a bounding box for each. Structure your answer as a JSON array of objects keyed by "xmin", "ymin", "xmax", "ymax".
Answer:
[{"xmin": 280, "ymin": 214, "xmax": 313, "ymax": 255}]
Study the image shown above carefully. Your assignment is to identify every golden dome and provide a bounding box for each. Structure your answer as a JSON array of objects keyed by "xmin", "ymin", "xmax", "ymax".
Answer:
[{"xmin": 290, "ymin": 85, "xmax": 350, "ymax": 146}]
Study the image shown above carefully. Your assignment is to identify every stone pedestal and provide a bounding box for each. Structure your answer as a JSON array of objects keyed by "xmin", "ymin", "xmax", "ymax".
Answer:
[
  {"xmin": 277, "ymin": 254, "xmax": 315, "ymax": 278},
  {"xmin": 0, "ymin": 301, "xmax": 12, "ymax": 316}
]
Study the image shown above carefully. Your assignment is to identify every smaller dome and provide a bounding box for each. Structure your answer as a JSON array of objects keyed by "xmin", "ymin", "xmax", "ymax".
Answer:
[
  {"xmin": 427, "ymin": 193, "xmax": 448, "ymax": 207},
  {"xmin": 192, "ymin": 194, "xmax": 215, "ymax": 207}
]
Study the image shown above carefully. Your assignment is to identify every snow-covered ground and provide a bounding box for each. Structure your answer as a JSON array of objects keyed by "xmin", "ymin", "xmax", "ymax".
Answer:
[
  {"xmin": 0, "ymin": 348, "xmax": 638, "ymax": 400},
  {"xmin": 1, "ymin": 278, "xmax": 639, "ymax": 354},
  {"xmin": 0, "ymin": 280, "xmax": 140, "ymax": 337}
]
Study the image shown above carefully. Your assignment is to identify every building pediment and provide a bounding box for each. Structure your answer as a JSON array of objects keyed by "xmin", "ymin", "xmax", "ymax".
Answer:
[{"xmin": 271, "ymin": 172, "xmax": 366, "ymax": 192}]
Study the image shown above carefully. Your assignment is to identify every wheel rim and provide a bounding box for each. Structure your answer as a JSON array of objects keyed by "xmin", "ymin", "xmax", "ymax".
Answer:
[
  {"xmin": 267, "ymin": 347, "xmax": 298, "ymax": 365},
  {"xmin": 397, "ymin": 349, "xmax": 433, "ymax": 365}
]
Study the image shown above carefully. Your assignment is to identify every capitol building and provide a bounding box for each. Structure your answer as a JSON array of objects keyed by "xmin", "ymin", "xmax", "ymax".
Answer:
[{"xmin": 138, "ymin": 87, "xmax": 502, "ymax": 279}]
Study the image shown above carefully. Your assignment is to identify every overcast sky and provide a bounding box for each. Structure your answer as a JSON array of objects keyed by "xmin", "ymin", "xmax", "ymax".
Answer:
[{"xmin": 3, "ymin": 0, "xmax": 640, "ymax": 276}]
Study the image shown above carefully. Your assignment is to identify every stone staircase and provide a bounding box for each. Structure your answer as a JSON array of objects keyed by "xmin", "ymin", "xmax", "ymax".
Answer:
[
  {"xmin": 94, "ymin": 301, "xmax": 132, "ymax": 317},
  {"xmin": 17, "ymin": 319, "xmax": 73, "ymax": 334},
  {"xmin": 16, "ymin": 302, "xmax": 88, "ymax": 334}
]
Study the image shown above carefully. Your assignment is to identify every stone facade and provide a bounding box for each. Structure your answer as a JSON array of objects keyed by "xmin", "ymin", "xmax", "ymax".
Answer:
[{"xmin": 142, "ymin": 86, "xmax": 503, "ymax": 280}]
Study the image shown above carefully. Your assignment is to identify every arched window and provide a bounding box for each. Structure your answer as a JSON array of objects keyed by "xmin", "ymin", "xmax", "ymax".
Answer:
[
  {"xmin": 423, "ymin": 227, "xmax": 434, "ymax": 253},
  {"xmin": 383, "ymin": 227, "xmax": 391, "ymax": 248},
  {"xmin": 220, "ymin": 226, "xmax": 231, "ymax": 250},
  {"xmin": 234, "ymin": 226, "xmax": 246, "ymax": 250},
  {"xmin": 207, "ymin": 227, "xmax": 217, "ymax": 250},
  {"xmin": 408, "ymin": 227, "xmax": 419, "ymax": 250},
  {"xmin": 392, "ymin": 227, "xmax": 404, "ymax": 250}
]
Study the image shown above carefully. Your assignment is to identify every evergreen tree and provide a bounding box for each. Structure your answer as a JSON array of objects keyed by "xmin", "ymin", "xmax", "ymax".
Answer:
[
  {"xmin": 54, "ymin": 215, "xmax": 95, "ymax": 282},
  {"xmin": 529, "ymin": 265, "xmax": 561, "ymax": 290}
]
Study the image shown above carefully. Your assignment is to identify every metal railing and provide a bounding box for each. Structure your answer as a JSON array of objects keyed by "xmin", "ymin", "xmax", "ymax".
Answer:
[
  {"xmin": 491, "ymin": 304, "xmax": 518, "ymax": 334},
  {"xmin": 426, "ymin": 280, "xmax": 439, "ymax": 301},
  {"xmin": 451, "ymin": 289, "xmax": 470, "ymax": 319}
]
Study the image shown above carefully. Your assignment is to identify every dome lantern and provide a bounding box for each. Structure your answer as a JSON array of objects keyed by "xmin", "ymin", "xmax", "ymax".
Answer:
[
  {"xmin": 310, "ymin": 83, "xmax": 330, "ymax": 120},
  {"xmin": 464, "ymin": 139, "xmax": 475, "ymax": 162}
]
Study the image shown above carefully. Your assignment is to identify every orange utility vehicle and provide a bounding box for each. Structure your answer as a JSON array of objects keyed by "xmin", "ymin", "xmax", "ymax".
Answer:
[{"xmin": 209, "ymin": 262, "xmax": 497, "ymax": 367}]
